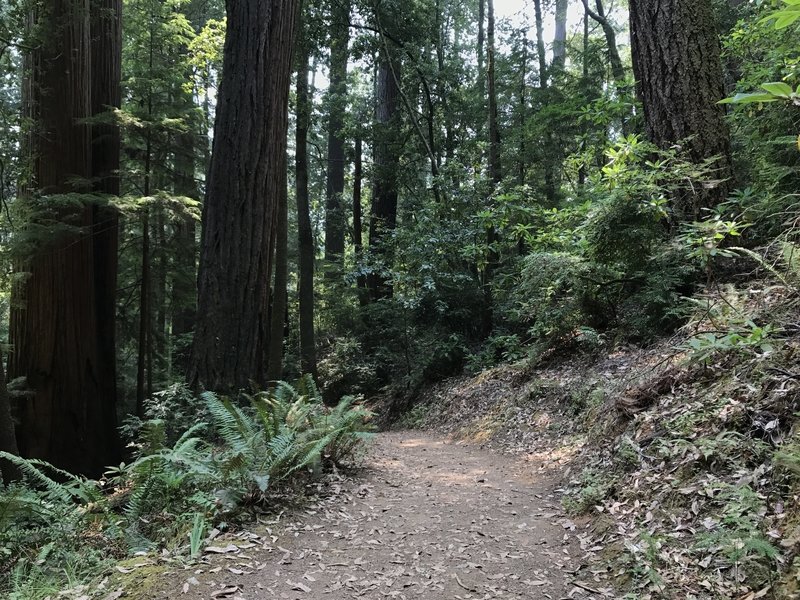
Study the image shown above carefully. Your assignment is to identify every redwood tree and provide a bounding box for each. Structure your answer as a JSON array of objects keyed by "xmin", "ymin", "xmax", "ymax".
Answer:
[
  {"xmin": 10, "ymin": 0, "xmax": 121, "ymax": 476},
  {"xmin": 189, "ymin": 0, "xmax": 300, "ymax": 392},
  {"xmin": 295, "ymin": 29, "xmax": 319, "ymax": 380},
  {"xmin": 0, "ymin": 347, "xmax": 19, "ymax": 482},
  {"xmin": 266, "ymin": 156, "xmax": 289, "ymax": 384},
  {"xmin": 323, "ymin": 0, "xmax": 351, "ymax": 273},
  {"xmin": 630, "ymin": 0, "xmax": 732, "ymax": 217},
  {"xmin": 553, "ymin": 0, "xmax": 568, "ymax": 72},
  {"xmin": 367, "ymin": 55, "xmax": 401, "ymax": 302}
]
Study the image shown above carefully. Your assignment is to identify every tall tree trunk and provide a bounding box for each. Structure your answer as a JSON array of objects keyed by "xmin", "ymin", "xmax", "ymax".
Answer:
[
  {"xmin": 189, "ymin": 0, "xmax": 301, "ymax": 392},
  {"xmin": 324, "ymin": 0, "xmax": 350, "ymax": 274},
  {"xmin": 630, "ymin": 0, "xmax": 732, "ymax": 218},
  {"xmin": 483, "ymin": 0, "xmax": 501, "ymax": 337},
  {"xmin": 266, "ymin": 155, "xmax": 289, "ymax": 384},
  {"xmin": 0, "ymin": 348, "xmax": 19, "ymax": 482},
  {"xmin": 579, "ymin": 9, "xmax": 589, "ymax": 187},
  {"xmin": 295, "ymin": 37, "xmax": 318, "ymax": 380},
  {"xmin": 295, "ymin": 35, "xmax": 317, "ymax": 380},
  {"xmin": 154, "ymin": 207, "xmax": 168, "ymax": 379},
  {"xmin": 477, "ymin": 0, "xmax": 485, "ymax": 101},
  {"xmin": 487, "ymin": 0, "xmax": 501, "ymax": 185},
  {"xmin": 553, "ymin": 0, "xmax": 568, "ymax": 72},
  {"xmin": 518, "ymin": 28, "xmax": 528, "ymax": 186},
  {"xmin": 533, "ymin": 0, "xmax": 548, "ymax": 89},
  {"xmin": 136, "ymin": 206, "xmax": 150, "ymax": 416},
  {"xmin": 137, "ymin": 11, "xmax": 155, "ymax": 412},
  {"xmin": 581, "ymin": 0, "xmax": 625, "ymax": 87},
  {"xmin": 353, "ymin": 137, "xmax": 367, "ymax": 296},
  {"xmin": 534, "ymin": 0, "xmax": 557, "ymax": 201},
  {"xmin": 367, "ymin": 56, "xmax": 401, "ymax": 302},
  {"xmin": 171, "ymin": 119, "xmax": 198, "ymax": 374},
  {"xmin": 90, "ymin": 0, "xmax": 121, "ymax": 446},
  {"xmin": 435, "ymin": 0, "xmax": 454, "ymax": 164},
  {"xmin": 10, "ymin": 0, "xmax": 120, "ymax": 476}
]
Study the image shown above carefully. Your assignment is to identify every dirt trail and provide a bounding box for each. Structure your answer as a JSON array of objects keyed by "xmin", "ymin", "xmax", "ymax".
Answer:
[{"xmin": 151, "ymin": 432, "xmax": 607, "ymax": 600}]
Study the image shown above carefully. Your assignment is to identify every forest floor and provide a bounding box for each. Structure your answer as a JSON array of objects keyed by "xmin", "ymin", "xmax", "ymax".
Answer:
[
  {"xmin": 110, "ymin": 284, "xmax": 800, "ymax": 600},
  {"xmin": 137, "ymin": 432, "xmax": 608, "ymax": 600}
]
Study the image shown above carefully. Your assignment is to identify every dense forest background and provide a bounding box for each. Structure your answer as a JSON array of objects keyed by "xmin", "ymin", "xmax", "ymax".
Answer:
[{"xmin": 0, "ymin": 0, "xmax": 799, "ymax": 596}]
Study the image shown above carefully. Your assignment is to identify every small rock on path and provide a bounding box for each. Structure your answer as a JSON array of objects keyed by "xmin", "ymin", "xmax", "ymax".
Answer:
[{"xmin": 153, "ymin": 432, "xmax": 602, "ymax": 599}]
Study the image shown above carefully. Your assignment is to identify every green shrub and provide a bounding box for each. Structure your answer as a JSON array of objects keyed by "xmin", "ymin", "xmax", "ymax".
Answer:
[
  {"xmin": 0, "ymin": 378, "xmax": 374, "ymax": 596},
  {"xmin": 120, "ymin": 383, "xmax": 209, "ymax": 447},
  {"xmin": 563, "ymin": 467, "xmax": 615, "ymax": 514},
  {"xmin": 0, "ymin": 455, "xmax": 118, "ymax": 598}
]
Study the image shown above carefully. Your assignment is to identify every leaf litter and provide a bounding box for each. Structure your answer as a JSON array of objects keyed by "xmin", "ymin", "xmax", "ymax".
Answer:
[{"xmin": 148, "ymin": 431, "xmax": 606, "ymax": 599}]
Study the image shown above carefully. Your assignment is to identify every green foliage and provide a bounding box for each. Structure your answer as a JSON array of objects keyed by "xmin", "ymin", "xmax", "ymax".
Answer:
[
  {"xmin": 0, "ymin": 460, "xmax": 115, "ymax": 599},
  {"xmin": 188, "ymin": 512, "xmax": 207, "ymax": 559},
  {"xmin": 488, "ymin": 136, "xmax": 720, "ymax": 355},
  {"xmin": 505, "ymin": 251, "xmax": 601, "ymax": 341},
  {"xmin": 693, "ymin": 484, "xmax": 779, "ymax": 580},
  {"xmin": 563, "ymin": 467, "xmax": 615, "ymax": 514},
  {"xmin": 121, "ymin": 383, "xmax": 209, "ymax": 447},
  {"xmin": 465, "ymin": 333, "xmax": 525, "ymax": 374},
  {"xmin": 0, "ymin": 380, "xmax": 373, "ymax": 595},
  {"xmin": 762, "ymin": 0, "xmax": 800, "ymax": 29},
  {"xmin": 684, "ymin": 322, "xmax": 775, "ymax": 364},
  {"xmin": 678, "ymin": 216, "xmax": 747, "ymax": 274}
]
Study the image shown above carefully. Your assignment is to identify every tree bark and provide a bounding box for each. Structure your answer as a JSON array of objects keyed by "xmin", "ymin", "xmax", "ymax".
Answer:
[
  {"xmin": 518, "ymin": 28, "xmax": 528, "ymax": 186},
  {"xmin": 136, "ymin": 205, "xmax": 150, "ymax": 417},
  {"xmin": 477, "ymin": 0, "xmax": 486, "ymax": 117},
  {"xmin": 367, "ymin": 56, "xmax": 401, "ymax": 302},
  {"xmin": 90, "ymin": 0, "xmax": 122, "ymax": 433},
  {"xmin": 435, "ymin": 0, "xmax": 454, "ymax": 163},
  {"xmin": 295, "ymin": 27, "xmax": 318, "ymax": 381},
  {"xmin": 483, "ymin": 0, "xmax": 501, "ymax": 337},
  {"xmin": 89, "ymin": 0, "xmax": 121, "ymax": 456},
  {"xmin": 533, "ymin": 0, "xmax": 548, "ymax": 89},
  {"xmin": 580, "ymin": 0, "xmax": 625, "ymax": 86},
  {"xmin": 353, "ymin": 137, "xmax": 367, "ymax": 296},
  {"xmin": 487, "ymin": 0, "xmax": 501, "ymax": 186},
  {"xmin": 189, "ymin": 0, "xmax": 301, "ymax": 392},
  {"xmin": 630, "ymin": 0, "xmax": 732, "ymax": 217},
  {"xmin": 171, "ymin": 116, "xmax": 198, "ymax": 374},
  {"xmin": 266, "ymin": 154, "xmax": 289, "ymax": 384},
  {"xmin": 0, "ymin": 348, "xmax": 19, "ymax": 482},
  {"xmin": 10, "ymin": 0, "xmax": 121, "ymax": 476},
  {"xmin": 553, "ymin": 0, "xmax": 568, "ymax": 72},
  {"xmin": 324, "ymin": 0, "xmax": 350, "ymax": 274}
]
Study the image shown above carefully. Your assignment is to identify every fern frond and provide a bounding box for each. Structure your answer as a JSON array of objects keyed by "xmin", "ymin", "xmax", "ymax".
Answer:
[
  {"xmin": 295, "ymin": 374, "xmax": 322, "ymax": 403},
  {"xmin": 206, "ymin": 393, "xmax": 256, "ymax": 455},
  {"xmin": 0, "ymin": 452, "xmax": 94, "ymax": 504}
]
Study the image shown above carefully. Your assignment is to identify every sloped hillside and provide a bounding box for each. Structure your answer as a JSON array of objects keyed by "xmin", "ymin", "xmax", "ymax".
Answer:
[{"xmin": 401, "ymin": 282, "xmax": 800, "ymax": 599}]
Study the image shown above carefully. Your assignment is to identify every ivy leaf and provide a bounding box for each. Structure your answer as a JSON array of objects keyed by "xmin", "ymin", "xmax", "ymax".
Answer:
[
  {"xmin": 719, "ymin": 93, "xmax": 779, "ymax": 105},
  {"xmin": 760, "ymin": 82, "xmax": 794, "ymax": 98}
]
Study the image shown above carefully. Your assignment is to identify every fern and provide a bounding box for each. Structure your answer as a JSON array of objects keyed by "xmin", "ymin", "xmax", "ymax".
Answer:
[
  {"xmin": 200, "ymin": 382, "xmax": 373, "ymax": 492},
  {"xmin": 295, "ymin": 374, "xmax": 323, "ymax": 403},
  {"xmin": 731, "ymin": 246, "xmax": 794, "ymax": 289},
  {"xmin": 0, "ymin": 452, "xmax": 100, "ymax": 505},
  {"xmin": 123, "ymin": 423, "xmax": 212, "ymax": 523},
  {"xmin": 204, "ymin": 392, "xmax": 257, "ymax": 455}
]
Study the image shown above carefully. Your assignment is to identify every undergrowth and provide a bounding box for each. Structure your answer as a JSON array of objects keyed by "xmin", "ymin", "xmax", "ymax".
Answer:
[
  {"xmin": 561, "ymin": 262, "xmax": 800, "ymax": 597},
  {"xmin": 0, "ymin": 376, "xmax": 373, "ymax": 598}
]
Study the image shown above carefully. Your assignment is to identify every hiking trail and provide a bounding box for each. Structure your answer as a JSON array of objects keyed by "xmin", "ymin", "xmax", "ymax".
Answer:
[{"xmin": 151, "ymin": 432, "xmax": 608, "ymax": 599}]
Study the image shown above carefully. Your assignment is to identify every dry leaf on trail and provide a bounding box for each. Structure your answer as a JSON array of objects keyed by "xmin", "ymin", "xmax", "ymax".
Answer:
[
  {"xmin": 205, "ymin": 544, "xmax": 240, "ymax": 554},
  {"xmin": 210, "ymin": 586, "xmax": 240, "ymax": 598},
  {"xmin": 287, "ymin": 579, "xmax": 312, "ymax": 593}
]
